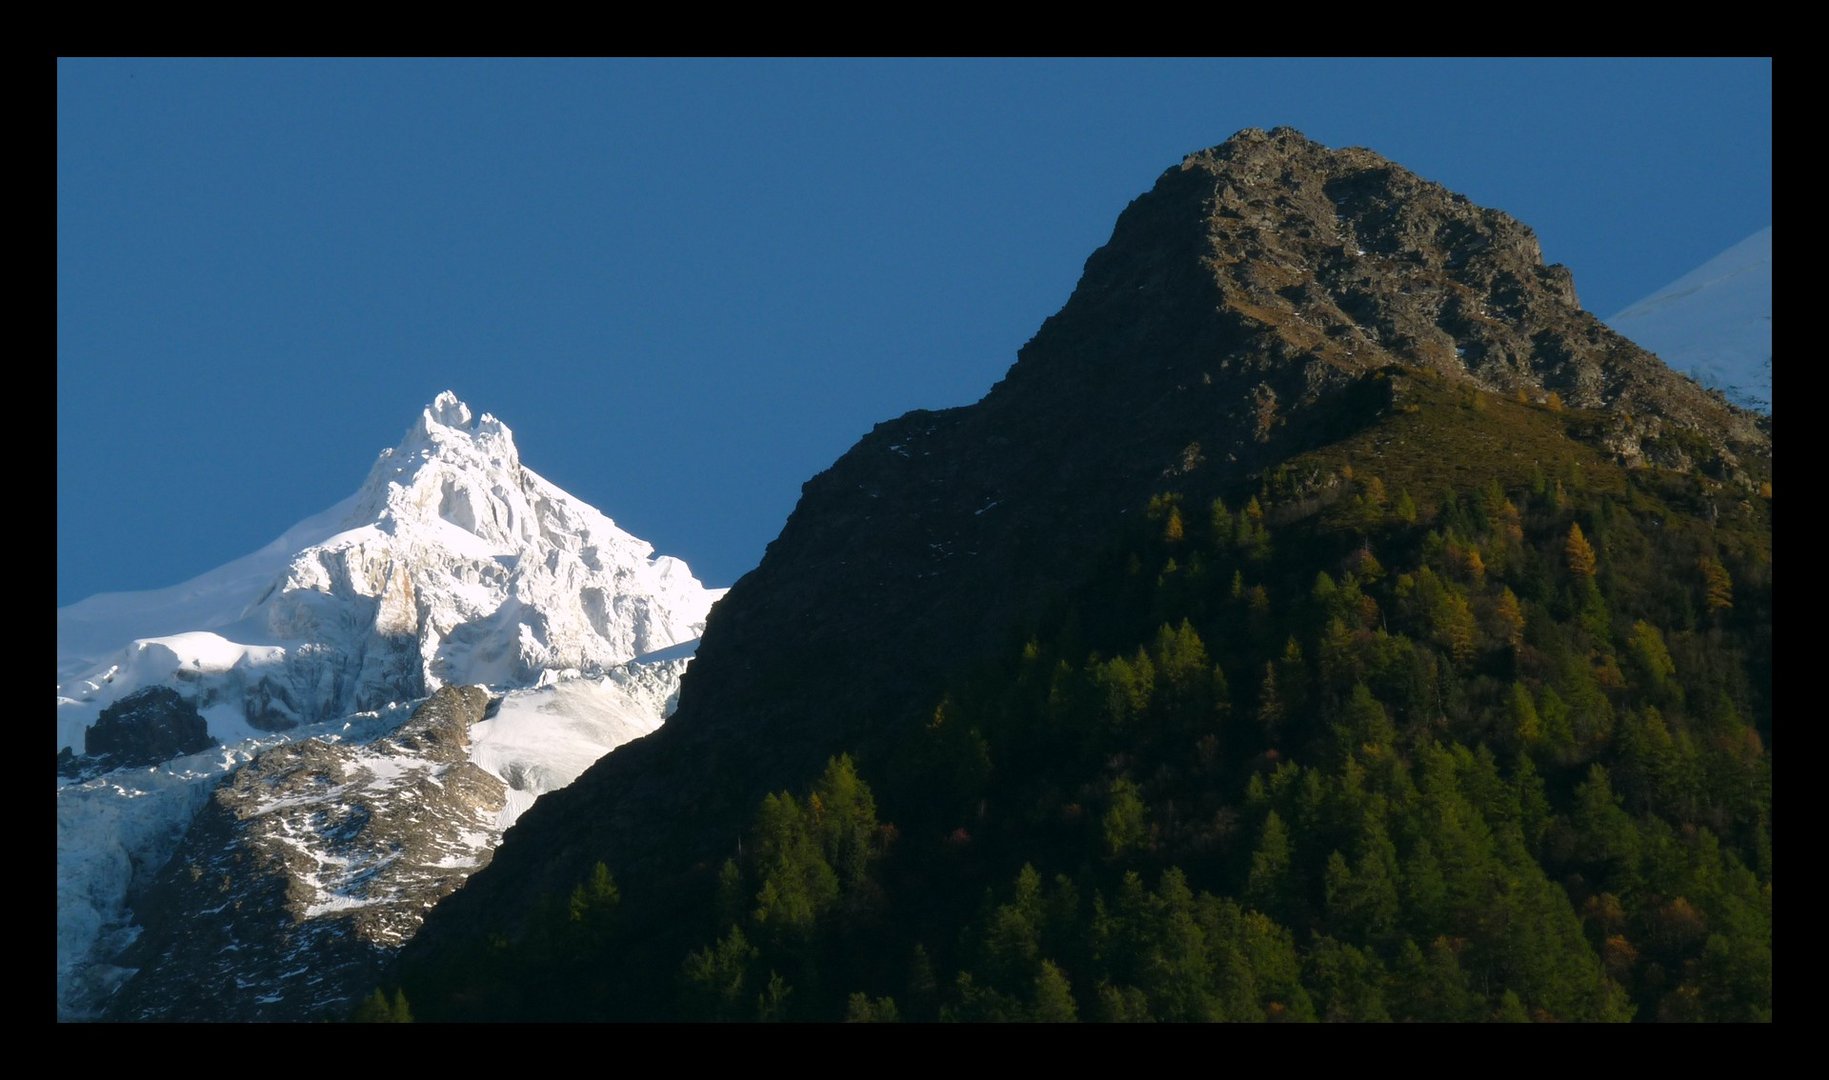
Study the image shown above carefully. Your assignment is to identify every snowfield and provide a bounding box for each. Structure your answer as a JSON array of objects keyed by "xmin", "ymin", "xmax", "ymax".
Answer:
[{"xmin": 471, "ymin": 656, "xmax": 686, "ymax": 831}]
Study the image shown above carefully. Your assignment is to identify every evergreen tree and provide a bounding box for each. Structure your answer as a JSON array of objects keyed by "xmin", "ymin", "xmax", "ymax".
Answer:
[
  {"xmin": 1306, "ymin": 936, "xmax": 1390, "ymax": 1021},
  {"xmin": 756, "ymin": 971, "xmax": 793, "ymax": 1022},
  {"xmin": 1494, "ymin": 989, "xmax": 1531, "ymax": 1022},
  {"xmin": 1246, "ymin": 811, "xmax": 1292, "ymax": 915},
  {"xmin": 351, "ymin": 988, "xmax": 393, "ymax": 1023},
  {"xmin": 1493, "ymin": 587, "xmax": 1525, "ymax": 648},
  {"xmin": 1565, "ymin": 523, "xmax": 1598, "ymax": 578},
  {"xmin": 1391, "ymin": 937, "xmax": 1476, "ymax": 1021},
  {"xmin": 1102, "ymin": 777, "xmax": 1148, "ymax": 857},
  {"xmin": 1329, "ymin": 817, "xmax": 1401, "ymax": 943},
  {"xmin": 907, "ymin": 944, "xmax": 939, "ymax": 1020},
  {"xmin": 1210, "ymin": 498, "xmax": 1233, "ymax": 545},
  {"xmin": 1507, "ymin": 682, "xmax": 1541, "ymax": 747},
  {"xmin": 1395, "ymin": 488, "xmax": 1419, "ymax": 524},
  {"xmin": 1435, "ymin": 590, "xmax": 1477, "ymax": 665},
  {"xmin": 750, "ymin": 793, "xmax": 838, "ymax": 932},
  {"xmin": 682, "ymin": 925, "xmax": 758, "ymax": 1020},
  {"xmin": 1163, "ymin": 505, "xmax": 1185, "ymax": 544},
  {"xmin": 350, "ymin": 986, "xmax": 411, "ymax": 1023},
  {"xmin": 1627, "ymin": 620, "xmax": 1676, "ymax": 694},
  {"xmin": 567, "ymin": 861, "xmax": 620, "ymax": 951},
  {"xmin": 1699, "ymin": 556, "xmax": 1734, "ymax": 613},
  {"xmin": 812, "ymin": 754, "xmax": 879, "ymax": 888},
  {"xmin": 1340, "ymin": 682, "xmax": 1396, "ymax": 753},
  {"xmin": 845, "ymin": 993, "xmax": 900, "ymax": 1022},
  {"xmin": 1256, "ymin": 662, "xmax": 1284, "ymax": 744},
  {"xmin": 1033, "ymin": 960, "xmax": 1079, "ymax": 1022}
]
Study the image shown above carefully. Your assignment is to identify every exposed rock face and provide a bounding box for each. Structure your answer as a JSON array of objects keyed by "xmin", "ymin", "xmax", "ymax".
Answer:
[
  {"xmin": 992, "ymin": 127, "xmax": 1764, "ymax": 472},
  {"xmin": 403, "ymin": 129, "xmax": 1769, "ymax": 1003},
  {"xmin": 105, "ymin": 685, "xmax": 504, "ymax": 1021},
  {"xmin": 81, "ymin": 687, "xmax": 213, "ymax": 770}
]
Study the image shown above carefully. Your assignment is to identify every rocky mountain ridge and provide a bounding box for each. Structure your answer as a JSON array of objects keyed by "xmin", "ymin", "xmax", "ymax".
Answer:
[{"xmin": 400, "ymin": 128, "xmax": 1770, "ymax": 1012}]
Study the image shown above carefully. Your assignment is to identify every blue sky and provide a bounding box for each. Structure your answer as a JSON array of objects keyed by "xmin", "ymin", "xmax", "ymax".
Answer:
[{"xmin": 57, "ymin": 58, "xmax": 1771, "ymax": 605}]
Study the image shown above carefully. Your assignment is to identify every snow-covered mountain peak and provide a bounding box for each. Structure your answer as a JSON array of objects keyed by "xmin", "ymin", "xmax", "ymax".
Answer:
[
  {"xmin": 351, "ymin": 390, "xmax": 526, "ymax": 538},
  {"xmin": 59, "ymin": 391, "xmax": 725, "ymax": 1017},
  {"xmin": 393, "ymin": 389, "xmax": 516, "ymax": 475},
  {"xmin": 59, "ymin": 391, "xmax": 722, "ymax": 748},
  {"xmin": 428, "ymin": 388, "xmax": 476, "ymax": 428}
]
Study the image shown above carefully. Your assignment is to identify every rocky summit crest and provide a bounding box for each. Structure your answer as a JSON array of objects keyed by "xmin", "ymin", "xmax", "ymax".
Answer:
[{"xmin": 1000, "ymin": 127, "xmax": 1764, "ymax": 475}]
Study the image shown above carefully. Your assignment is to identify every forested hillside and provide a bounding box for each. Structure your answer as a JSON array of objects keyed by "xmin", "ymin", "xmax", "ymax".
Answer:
[{"xmin": 402, "ymin": 371, "xmax": 1770, "ymax": 1021}]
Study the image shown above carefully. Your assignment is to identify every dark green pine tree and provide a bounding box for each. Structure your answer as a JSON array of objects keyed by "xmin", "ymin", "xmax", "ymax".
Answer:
[
  {"xmin": 1032, "ymin": 960, "xmax": 1078, "ymax": 1022},
  {"xmin": 812, "ymin": 754, "xmax": 879, "ymax": 889},
  {"xmin": 567, "ymin": 861, "xmax": 620, "ymax": 951},
  {"xmin": 1245, "ymin": 810, "xmax": 1293, "ymax": 916},
  {"xmin": 845, "ymin": 992, "xmax": 900, "ymax": 1022},
  {"xmin": 351, "ymin": 987, "xmax": 392, "ymax": 1023},
  {"xmin": 351, "ymin": 986, "xmax": 411, "ymax": 1022}
]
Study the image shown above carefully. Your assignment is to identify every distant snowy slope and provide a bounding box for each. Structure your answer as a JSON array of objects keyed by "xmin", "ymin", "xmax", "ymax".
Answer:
[
  {"xmin": 1607, "ymin": 227, "xmax": 1772, "ymax": 412},
  {"xmin": 56, "ymin": 494, "xmax": 364, "ymax": 680}
]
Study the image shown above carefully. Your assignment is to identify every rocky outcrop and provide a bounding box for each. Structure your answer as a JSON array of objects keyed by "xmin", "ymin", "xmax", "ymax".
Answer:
[
  {"xmin": 78, "ymin": 687, "xmax": 213, "ymax": 770},
  {"xmin": 104, "ymin": 685, "xmax": 505, "ymax": 1021},
  {"xmin": 994, "ymin": 127, "xmax": 1765, "ymax": 474}
]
